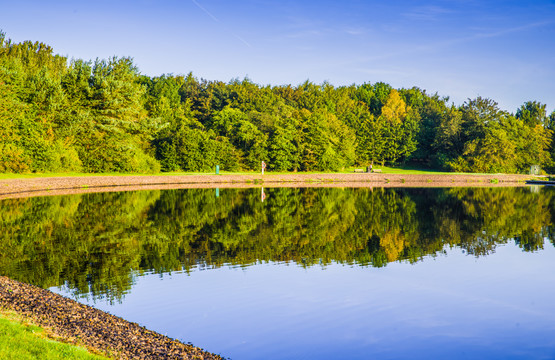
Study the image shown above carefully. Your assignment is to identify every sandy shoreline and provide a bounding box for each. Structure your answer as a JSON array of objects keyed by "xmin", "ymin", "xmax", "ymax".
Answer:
[{"xmin": 0, "ymin": 172, "xmax": 540, "ymax": 199}]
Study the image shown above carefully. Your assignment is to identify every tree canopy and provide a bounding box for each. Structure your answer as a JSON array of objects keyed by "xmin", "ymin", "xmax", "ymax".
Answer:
[{"xmin": 1, "ymin": 32, "xmax": 554, "ymax": 174}]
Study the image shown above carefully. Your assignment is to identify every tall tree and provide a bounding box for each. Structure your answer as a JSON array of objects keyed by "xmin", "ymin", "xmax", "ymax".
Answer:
[{"xmin": 516, "ymin": 101, "xmax": 547, "ymax": 127}]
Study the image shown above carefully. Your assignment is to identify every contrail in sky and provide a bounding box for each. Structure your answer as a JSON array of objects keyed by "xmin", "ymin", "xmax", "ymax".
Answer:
[
  {"xmin": 191, "ymin": 0, "xmax": 220, "ymax": 22},
  {"xmin": 190, "ymin": 0, "xmax": 252, "ymax": 48}
]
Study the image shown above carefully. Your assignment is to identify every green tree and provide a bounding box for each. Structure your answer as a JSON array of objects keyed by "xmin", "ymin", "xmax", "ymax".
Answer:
[
  {"xmin": 380, "ymin": 90, "xmax": 418, "ymax": 164},
  {"xmin": 432, "ymin": 106, "xmax": 464, "ymax": 168},
  {"xmin": 516, "ymin": 101, "xmax": 547, "ymax": 127},
  {"xmin": 74, "ymin": 57, "xmax": 159, "ymax": 173}
]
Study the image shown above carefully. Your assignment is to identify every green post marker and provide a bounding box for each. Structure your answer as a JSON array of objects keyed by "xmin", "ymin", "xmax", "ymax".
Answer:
[
  {"xmin": 216, "ymin": 165, "xmax": 220, "ymax": 174},
  {"xmin": 216, "ymin": 188, "xmax": 219, "ymax": 197}
]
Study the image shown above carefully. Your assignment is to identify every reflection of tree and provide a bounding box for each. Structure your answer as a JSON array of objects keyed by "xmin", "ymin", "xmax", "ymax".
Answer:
[
  {"xmin": 0, "ymin": 187, "xmax": 553, "ymax": 301},
  {"xmin": 0, "ymin": 191, "xmax": 160, "ymax": 303},
  {"xmin": 440, "ymin": 188, "xmax": 550, "ymax": 254}
]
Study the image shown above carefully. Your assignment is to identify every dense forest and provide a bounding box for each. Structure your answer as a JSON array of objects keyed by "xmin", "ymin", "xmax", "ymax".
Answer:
[
  {"xmin": 0, "ymin": 187, "xmax": 552, "ymax": 301},
  {"xmin": 1, "ymin": 32, "xmax": 554, "ymax": 174}
]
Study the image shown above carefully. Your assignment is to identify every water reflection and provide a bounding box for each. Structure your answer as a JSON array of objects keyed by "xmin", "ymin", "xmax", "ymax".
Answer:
[{"xmin": 0, "ymin": 187, "xmax": 553, "ymax": 301}]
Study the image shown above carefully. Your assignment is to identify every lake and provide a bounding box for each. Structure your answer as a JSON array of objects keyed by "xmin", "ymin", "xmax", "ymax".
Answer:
[{"xmin": 1, "ymin": 186, "xmax": 554, "ymax": 359}]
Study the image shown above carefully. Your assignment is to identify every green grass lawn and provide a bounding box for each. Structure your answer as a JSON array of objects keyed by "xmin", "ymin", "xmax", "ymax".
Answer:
[
  {"xmin": 0, "ymin": 311, "xmax": 108, "ymax": 360},
  {"xmin": 0, "ymin": 171, "xmax": 207, "ymax": 179},
  {"xmin": 346, "ymin": 165, "xmax": 454, "ymax": 175},
  {"xmin": 0, "ymin": 166, "xmax": 525, "ymax": 179}
]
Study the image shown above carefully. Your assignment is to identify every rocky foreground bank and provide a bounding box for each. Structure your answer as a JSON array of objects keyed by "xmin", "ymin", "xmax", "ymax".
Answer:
[{"xmin": 0, "ymin": 276, "xmax": 224, "ymax": 359}]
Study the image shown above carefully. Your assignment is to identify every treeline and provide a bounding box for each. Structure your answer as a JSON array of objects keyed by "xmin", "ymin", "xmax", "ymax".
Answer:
[
  {"xmin": 1, "ymin": 32, "xmax": 554, "ymax": 173},
  {"xmin": 0, "ymin": 187, "xmax": 552, "ymax": 301}
]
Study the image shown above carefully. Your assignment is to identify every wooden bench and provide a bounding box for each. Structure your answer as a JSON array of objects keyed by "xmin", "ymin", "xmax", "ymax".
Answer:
[
  {"xmin": 372, "ymin": 169, "xmax": 382, "ymax": 173},
  {"xmin": 354, "ymin": 169, "xmax": 365, "ymax": 173}
]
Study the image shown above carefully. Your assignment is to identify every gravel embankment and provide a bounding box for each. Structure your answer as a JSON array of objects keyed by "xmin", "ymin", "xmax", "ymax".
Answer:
[
  {"xmin": 0, "ymin": 276, "xmax": 224, "ymax": 359},
  {"xmin": 0, "ymin": 173, "xmax": 539, "ymax": 199}
]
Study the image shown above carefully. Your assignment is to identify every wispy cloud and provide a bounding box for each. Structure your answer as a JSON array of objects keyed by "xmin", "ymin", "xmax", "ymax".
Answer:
[
  {"xmin": 346, "ymin": 19, "xmax": 555, "ymax": 66},
  {"xmin": 344, "ymin": 27, "xmax": 368, "ymax": 36},
  {"xmin": 402, "ymin": 5, "xmax": 454, "ymax": 21},
  {"xmin": 355, "ymin": 68, "xmax": 410, "ymax": 77},
  {"xmin": 285, "ymin": 29, "xmax": 322, "ymax": 39},
  {"xmin": 412, "ymin": 19, "xmax": 555, "ymax": 54},
  {"xmin": 470, "ymin": 20, "xmax": 554, "ymax": 39}
]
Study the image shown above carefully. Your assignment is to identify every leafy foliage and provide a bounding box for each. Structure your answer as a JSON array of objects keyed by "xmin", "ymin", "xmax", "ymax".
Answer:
[{"xmin": 1, "ymin": 32, "xmax": 554, "ymax": 174}]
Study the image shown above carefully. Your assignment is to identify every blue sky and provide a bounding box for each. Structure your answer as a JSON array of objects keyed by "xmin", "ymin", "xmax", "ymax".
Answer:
[{"xmin": 1, "ymin": 0, "xmax": 554, "ymax": 112}]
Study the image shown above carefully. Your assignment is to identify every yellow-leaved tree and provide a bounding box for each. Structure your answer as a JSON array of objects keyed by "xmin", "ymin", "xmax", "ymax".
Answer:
[{"xmin": 379, "ymin": 89, "xmax": 418, "ymax": 165}]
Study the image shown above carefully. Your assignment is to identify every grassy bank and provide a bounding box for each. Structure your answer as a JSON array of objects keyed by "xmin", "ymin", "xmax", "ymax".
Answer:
[
  {"xmin": 0, "ymin": 166, "xmax": 488, "ymax": 180},
  {"xmin": 0, "ymin": 310, "xmax": 108, "ymax": 360}
]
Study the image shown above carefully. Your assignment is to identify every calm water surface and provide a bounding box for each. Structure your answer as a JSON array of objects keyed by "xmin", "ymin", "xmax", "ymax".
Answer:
[{"xmin": 1, "ymin": 187, "xmax": 554, "ymax": 359}]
